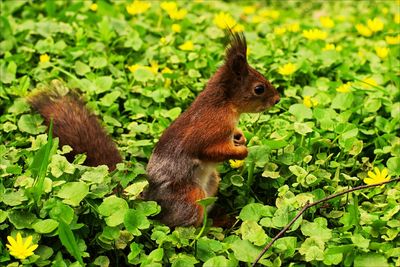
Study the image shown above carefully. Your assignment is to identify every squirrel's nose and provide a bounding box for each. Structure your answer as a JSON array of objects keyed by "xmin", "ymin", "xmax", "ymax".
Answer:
[{"xmin": 274, "ymin": 97, "xmax": 280, "ymax": 104}]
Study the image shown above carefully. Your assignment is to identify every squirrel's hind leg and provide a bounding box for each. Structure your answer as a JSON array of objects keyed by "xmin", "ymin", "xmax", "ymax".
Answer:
[{"xmin": 155, "ymin": 185, "xmax": 205, "ymax": 227}]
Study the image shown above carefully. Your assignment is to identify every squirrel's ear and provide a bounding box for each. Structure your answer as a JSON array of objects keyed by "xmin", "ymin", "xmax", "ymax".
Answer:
[
  {"xmin": 224, "ymin": 30, "xmax": 248, "ymax": 78},
  {"xmin": 231, "ymin": 53, "xmax": 248, "ymax": 77}
]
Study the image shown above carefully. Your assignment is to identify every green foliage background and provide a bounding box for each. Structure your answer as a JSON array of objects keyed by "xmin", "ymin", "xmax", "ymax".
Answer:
[{"xmin": 1, "ymin": 0, "xmax": 399, "ymax": 266}]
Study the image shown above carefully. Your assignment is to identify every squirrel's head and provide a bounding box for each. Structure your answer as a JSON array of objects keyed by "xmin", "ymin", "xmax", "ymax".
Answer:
[{"xmin": 215, "ymin": 31, "xmax": 280, "ymax": 113}]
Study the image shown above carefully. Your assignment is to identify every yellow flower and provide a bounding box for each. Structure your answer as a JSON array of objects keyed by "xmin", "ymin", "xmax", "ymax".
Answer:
[
  {"xmin": 302, "ymin": 29, "xmax": 327, "ymax": 40},
  {"xmin": 214, "ymin": 12, "xmax": 237, "ymax": 29},
  {"xmin": 278, "ymin": 63, "xmax": 297, "ymax": 76},
  {"xmin": 395, "ymin": 13, "xmax": 400, "ymax": 24},
  {"xmin": 179, "ymin": 41, "xmax": 194, "ymax": 51},
  {"xmin": 286, "ymin": 22, "xmax": 300, "ymax": 32},
  {"xmin": 160, "ymin": 37, "xmax": 167, "ymax": 45},
  {"xmin": 355, "ymin": 24, "xmax": 372, "ymax": 37},
  {"xmin": 336, "ymin": 82, "xmax": 352, "ymax": 93},
  {"xmin": 147, "ymin": 61, "xmax": 159, "ymax": 74},
  {"xmin": 364, "ymin": 167, "xmax": 391, "ymax": 186},
  {"xmin": 361, "ymin": 77, "xmax": 378, "ymax": 89},
  {"xmin": 232, "ymin": 24, "xmax": 244, "ymax": 33},
  {"xmin": 386, "ymin": 35, "xmax": 400, "ymax": 45},
  {"xmin": 303, "ymin": 96, "xmax": 318, "ymax": 108},
  {"xmin": 168, "ymin": 8, "xmax": 187, "ymax": 20},
  {"xmin": 229, "ymin": 159, "xmax": 244, "ymax": 168},
  {"xmin": 335, "ymin": 45, "xmax": 343, "ymax": 52},
  {"xmin": 6, "ymin": 233, "xmax": 38, "ymax": 260},
  {"xmin": 128, "ymin": 64, "xmax": 140, "ymax": 73},
  {"xmin": 252, "ymin": 15, "xmax": 263, "ymax": 23},
  {"xmin": 367, "ymin": 18, "xmax": 384, "ymax": 32},
  {"xmin": 161, "ymin": 67, "xmax": 173, "ymax": 74},
  {"xmin": 89, "ymin": 3, "xmax": 98, "ymax": 11},
  {"xmin": 323, "ymin": 43, "xmax": 335, "ymax": 51},
  {"xmin": 126, "ymin": 1, "xmax": 151, "ymax": 15},
  {"xmin": 375, "ymin": 46, "xmax": 389, "ymax": 59},
  {"xmin": 243, "ymin": 6, "xmax": 256, "ymax": 15},
  {"xmin": 274, "ymin": 26, "xmax": 286, "ymax": 35},
  {"xmin": 320, "ymin": 16, "xmax": 334, "ymax": 28},
  {"xmin": 172, "ymin": 24, "xmax": 181, "ymax": 33},
  {"xmin": 160, "ymin": 1, "xmax": 177, "ymax": 12},
  {"xmin": 39, "ymin": 54, "xmax": 50, "ymax": 63},
  {"xmin": 259, "ymin": 9, "xmax": 279, "ymax": 19}
]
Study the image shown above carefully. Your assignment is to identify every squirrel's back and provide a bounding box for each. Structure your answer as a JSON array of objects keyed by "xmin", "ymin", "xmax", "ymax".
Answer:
[{"xmin": 28, "ymin": 88, "xmax": 121, "ymax": 171}]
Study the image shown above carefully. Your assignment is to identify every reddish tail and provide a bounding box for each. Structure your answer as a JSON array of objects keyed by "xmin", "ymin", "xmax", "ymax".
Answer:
[{"xmin": 28, "ymin": 89, "xmax": 121, "ymax": 171}]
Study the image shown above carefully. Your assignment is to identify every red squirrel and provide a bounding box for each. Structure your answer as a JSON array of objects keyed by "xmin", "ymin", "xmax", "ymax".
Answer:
[
  {"xmin": 145, "ymin": 32, "xmax": 279, "ymax": 227},
  {"xmin": 29, "ymin": 31, "xmax": 279, "ymax": 228}
]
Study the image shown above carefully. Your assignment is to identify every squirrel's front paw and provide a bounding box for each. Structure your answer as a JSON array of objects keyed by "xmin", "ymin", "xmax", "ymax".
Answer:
[{"xmin": 233, "ymin": 129, "xmax": 246, "ymax": 146}]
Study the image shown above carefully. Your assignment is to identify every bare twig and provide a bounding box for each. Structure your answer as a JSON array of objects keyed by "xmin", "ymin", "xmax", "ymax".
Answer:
[{"xmin": 252, "ymin": 177, "xmax": 400, "ymax": 266}]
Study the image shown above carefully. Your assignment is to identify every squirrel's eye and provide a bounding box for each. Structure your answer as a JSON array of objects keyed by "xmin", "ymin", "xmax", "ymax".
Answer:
[{"xmin": 254, "ymin": 85, "xmax": 265, "ymax": 95}]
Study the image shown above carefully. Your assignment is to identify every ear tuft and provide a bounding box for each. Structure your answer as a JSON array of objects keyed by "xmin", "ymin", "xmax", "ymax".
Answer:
[{"xmin": 224, "ymin": 28, "xmax": 248, "ymax": 77}]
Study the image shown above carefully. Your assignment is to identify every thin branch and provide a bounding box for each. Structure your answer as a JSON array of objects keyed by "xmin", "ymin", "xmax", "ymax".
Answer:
[{"xmin": 252, "ymin": 177, "xmax": 400, "ymax": 266}]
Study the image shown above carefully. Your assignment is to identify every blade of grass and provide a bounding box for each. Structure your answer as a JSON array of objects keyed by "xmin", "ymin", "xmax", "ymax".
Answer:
[
  {"xmin": 58, "ymin": 220, "xmax": 84, "ymax": 266},
  {"xmin": 31, "ymin": 119, "xmax": 54, "ymax": 203}
]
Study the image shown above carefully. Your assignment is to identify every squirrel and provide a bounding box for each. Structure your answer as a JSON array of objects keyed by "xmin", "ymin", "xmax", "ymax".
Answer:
[
  {"xmin": 145, "ymin": 31, "xmax": 280, "ymax": 227},
  {"xmin": 29, "ymin": 31, "xmax": 279, "ymax": 228}
]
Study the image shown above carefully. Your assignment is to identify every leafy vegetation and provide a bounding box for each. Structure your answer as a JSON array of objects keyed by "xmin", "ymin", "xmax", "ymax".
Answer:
[{"xmin": 1, "ymin": 1, "xmax": 399, "ymax": 266}]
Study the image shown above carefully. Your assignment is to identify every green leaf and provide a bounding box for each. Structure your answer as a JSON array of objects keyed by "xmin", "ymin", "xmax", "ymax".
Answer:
[
  {"xmin": 17, "ymin": 114, "xmax": 46, "ymax": 134},
  {"xmin": 354, "ymin": 253, "xmax": 388, "ymax": 267},
  {"xmin": 1, "ymin": 61, "xmax": 17, "ymax": 84},
  {"xmin": 124, "ymin": 209, "xmax": 150, "ymax": 236},
  {"xmin": 50, "ymin": 154, "xmax": 75, "ymax": 178},
  {"xmin": 32, "ymin": 219, "xmax": 59, "ymax": 233},
  {"xmin": 230, "ymin": 239, "xmax": 262, "ymax": 263},
  {"xmin": 74, "ymin": 61, "xmax": 91, "ymax": 76},
  {"xmin": 98, "ymin": 196, "xmax": 129, "ymax": 227},
  {"xmin": 94, "ymin": 76, "xmax": 113, "ymax": 94},
  {"xmin": 289, "ymin": 104, "xmax": 313, "ymax": 121},
  {"xmin": 170, "ymin": 254, "xmax": 198, "ymax": 267},
  {"xmin": 196, "ymin": 197, "xmax": 217, "ymax": 207},
  {"xmin": 89, "ymin": 56, "xmax": 107, "ymax": 69},
  {"xmin": 8, "ymin": 210, "xmax": 37, "ymax": 229},
  {"xmin": 49, "ymin": 201, "xmax": 74, "ymax": 224},
  {"xmin": 387, "ymin": 157, "xmax": 400, "ymax": 175},
  {"xmin": 57, "ymin": 182, "xmax": 89, "ymax": 206},
  {"xmin": 30, "ymin": 121, "xmax": 54, "ymax": 203},
  {"xmin": 273, "ymin": 237, "xmax": 297, "ymax": 258},
  {"xmin": 294, "ymin": 122, "xmax": 313, "ymax": 135},
  {"xmin": 240, "ymin": 220, "xmax": 268, "ymax": 246},
  {"xmin": 94, "ymin": 256, "xmax": 110, "ymax": 267},
  {"xmin": 133, "ymin": 68, "xmax": 153, "ymax": 82},
  {"xmin": 351, "ymin": 233, "xmax": 370, "ymax": 249},
  {"xmin": 331, "ymin": 93, "xmax": 354, "ymax": 110},
  {"xmin": 81, "ymin": 165, "xmax": 108, "ymax": 184},
  {"xmin": 203, "ymin": 256, "xmax": 230, "ymax": 267},
  {"xmin": 301, "ymin": 218, "xmax": 332, "ymax": 242},
  {"xmin": 100, "ymin": 91, "xmax": 121, "ymax": 106},
  {"xmin": 58, "ymin": 220, "xmax": 84, "ymax": 265},
  {"xmin": 239, "ymin": 203, "xmax": 275, "ymax": 222},
  {"xmin": 0, "ymin": 209, "xmax": 7, "ymax": 223},
  {"xmin": 298, "ymin": 237, "xmax": 325, "ymax": 262},
  {"xmin": 289, "ymin": 165, "xmax": 308, "ymax": 177}
]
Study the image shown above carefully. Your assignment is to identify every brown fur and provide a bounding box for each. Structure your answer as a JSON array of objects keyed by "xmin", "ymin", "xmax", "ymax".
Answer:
[
  {"xmin": 28, "ymin": 91, "xmax": 122, "ymax": 171},
  {"xmin": 146, "ymin": 31, "xmax": 280, "ymax": 227}
]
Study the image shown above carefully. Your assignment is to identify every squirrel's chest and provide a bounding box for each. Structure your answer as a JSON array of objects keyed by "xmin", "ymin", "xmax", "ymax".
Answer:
[{"xmin": 193, "ymin": 161, "xmax": 217, "ymax": 195}]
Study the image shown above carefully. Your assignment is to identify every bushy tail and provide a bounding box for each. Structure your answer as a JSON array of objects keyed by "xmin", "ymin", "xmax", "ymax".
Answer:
[{"xmin": 28, "ymin": 81, "xmax": 122, "ymax": 171}]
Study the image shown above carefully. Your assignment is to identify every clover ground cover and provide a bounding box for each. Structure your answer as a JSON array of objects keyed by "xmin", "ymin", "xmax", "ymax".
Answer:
[{"xmin": 0, "ymin": 1, "xmax": 399, "ymax": 266}]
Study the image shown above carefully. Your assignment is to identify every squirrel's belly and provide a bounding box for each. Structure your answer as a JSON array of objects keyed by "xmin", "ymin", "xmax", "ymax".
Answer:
[{"xmin": 193, "ymin": 160, "xmax": 217, "ymax": 196}]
